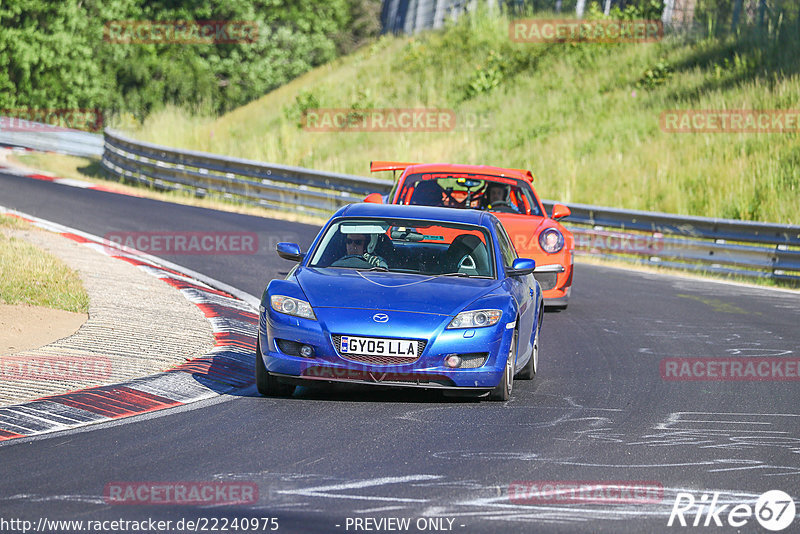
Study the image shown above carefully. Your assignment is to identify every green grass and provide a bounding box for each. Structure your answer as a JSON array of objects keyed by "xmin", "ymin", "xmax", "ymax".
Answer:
[
  {"xmin": 118, "ymin": 9, "xmax": 798, "ymax": 225},
  {"xmin": 0, "ymin": 215, "xmax": 90, "ymax": 313}
]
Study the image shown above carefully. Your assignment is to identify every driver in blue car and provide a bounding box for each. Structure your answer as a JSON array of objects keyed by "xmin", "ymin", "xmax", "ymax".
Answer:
[{"xmin": 344, "ymin": 233, "xmax": 389, "ymax": 268}]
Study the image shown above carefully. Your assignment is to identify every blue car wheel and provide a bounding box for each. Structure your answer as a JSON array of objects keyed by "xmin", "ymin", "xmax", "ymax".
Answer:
[
  {"xmin": 517, "ymin": 307, "xmax": 542, "ymax": 380},
  {"xmin": 256, "ymin": 334, "xmax": 295, "ymax": 397},
  {"xmin": 489, "ymin": 328, "xmax": 516, "ymax": 401}
]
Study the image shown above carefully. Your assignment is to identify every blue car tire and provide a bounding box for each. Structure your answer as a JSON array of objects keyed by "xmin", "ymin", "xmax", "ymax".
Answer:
[
  {"xmin": 517, "ymin": 308, "xmax": 542, "ymax": 380},
  {"xmin": 256, "ymin": 335, "xmax": 295, "ymax": 397},
  {"xmin": 489, "ymin": 328, "xmax": 516, "ymax": 401}
]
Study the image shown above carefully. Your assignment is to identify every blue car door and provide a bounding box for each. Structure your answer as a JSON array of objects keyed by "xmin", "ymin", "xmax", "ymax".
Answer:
[{"xmin": 493, "ymin": 221, "xmax": 535, "ymax": 363}]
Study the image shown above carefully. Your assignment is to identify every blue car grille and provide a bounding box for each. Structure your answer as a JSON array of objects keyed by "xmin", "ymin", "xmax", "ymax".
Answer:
[
  {"xmin": 459, "ymin": 353, "xmax": 488, "ymax": 368},
  {"xmin": 331, "ymin": 335, "xmax": 426, "ymax": 365}
]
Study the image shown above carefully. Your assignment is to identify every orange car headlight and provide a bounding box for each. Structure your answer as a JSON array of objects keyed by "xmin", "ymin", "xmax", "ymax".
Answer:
[{"xmin": 539, "ymin": 228, "xmax": 564, "ymax": 254}]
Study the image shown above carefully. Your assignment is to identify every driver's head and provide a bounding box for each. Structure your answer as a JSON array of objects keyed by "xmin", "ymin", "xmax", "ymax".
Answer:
[
  {"xmin": 345, "ymin": 233, "xmax": 367, "ymax": 255},
  {"xmin": 487, "ymin": 183, "xmax": 509, "ymax": 203}
]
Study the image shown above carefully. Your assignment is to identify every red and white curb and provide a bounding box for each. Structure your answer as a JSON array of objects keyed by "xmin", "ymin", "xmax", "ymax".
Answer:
[
  {"xmin": 0, "ymin": 162, "xmax": 126, "ymax": 194},
  {"xmin": 0, "ymin": 207, "xmax": 260, "ymax": 442}
]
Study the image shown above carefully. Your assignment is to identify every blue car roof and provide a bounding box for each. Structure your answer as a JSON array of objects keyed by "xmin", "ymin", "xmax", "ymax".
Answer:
[{"xmin": 336, "ymin": 203, "xmax": 491, "ymax": 226}]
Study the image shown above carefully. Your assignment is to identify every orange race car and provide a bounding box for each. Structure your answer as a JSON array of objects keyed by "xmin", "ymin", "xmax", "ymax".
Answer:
[{"xmin": 365, "ymin": 162, "xmax": 574, "ymax": 308}]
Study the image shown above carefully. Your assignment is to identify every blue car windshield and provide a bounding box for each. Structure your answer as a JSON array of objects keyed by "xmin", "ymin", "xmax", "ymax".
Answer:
[{"xmin": 307, "ymin": 217, "xmax": 496, "ymax": 278}]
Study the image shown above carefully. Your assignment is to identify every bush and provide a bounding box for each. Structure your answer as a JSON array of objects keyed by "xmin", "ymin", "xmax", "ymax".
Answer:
[{"xmin": 0, "ymin": 0, "xmax": 383, "ymax": 124}]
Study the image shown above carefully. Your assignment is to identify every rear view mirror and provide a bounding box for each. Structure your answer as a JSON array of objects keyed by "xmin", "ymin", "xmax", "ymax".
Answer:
[
  {"xmin": 364, "ymin": 193, "xmax": 384, "ymax": 204},
  {"xmin": 276, "ymin": 242, "xmax": 304, "ymax": 262},
  {"xmin": 507, "ymin": 258, "xmax": 536, "ymax": 276},
  {"xmin": 390, "ymin": 228, "xmax": 424, "ymax": 241},
  {"xmin": 551, "ymin": 203, "xmax": 571, "ymax": 220},
  {"xmin": 455, "ymin": 178, "xmax": 482, "ymax": 188}
]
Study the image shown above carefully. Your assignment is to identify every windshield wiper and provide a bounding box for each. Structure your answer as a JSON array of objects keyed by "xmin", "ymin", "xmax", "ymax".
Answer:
[
  {"xmin": 357, "ymin": 266, "xmax": 389, "ymax": 272},
  {"xmin": 438, "ymin": 272, "xmax": 492, "ymax": 278}
]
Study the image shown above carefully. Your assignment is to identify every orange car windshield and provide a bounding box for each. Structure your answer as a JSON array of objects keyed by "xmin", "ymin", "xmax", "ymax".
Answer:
[{"xmin": 396, "ymin": 173, "xmax": 542, "ymax": 216}]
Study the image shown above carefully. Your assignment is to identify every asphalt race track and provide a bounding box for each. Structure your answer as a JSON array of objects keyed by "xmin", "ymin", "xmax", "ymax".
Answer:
[{"xmin": 1, "ymin": 171, "xmax": 799, "ymax": 533}]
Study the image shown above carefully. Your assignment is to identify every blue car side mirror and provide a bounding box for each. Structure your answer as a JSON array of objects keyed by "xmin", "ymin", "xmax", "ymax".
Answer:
[
  {"xmin": 276, "ymin": 242, "xmax": 304, "ymax": 262},
  {"xmin": 507, "ymin": 258, "xmax": 536, "ymax": 276}
]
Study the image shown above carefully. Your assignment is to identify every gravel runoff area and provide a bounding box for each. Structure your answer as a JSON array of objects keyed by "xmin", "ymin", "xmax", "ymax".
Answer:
[{"xmin": 0, "ymin": 225, "xmax": 215, "ymax": 406}]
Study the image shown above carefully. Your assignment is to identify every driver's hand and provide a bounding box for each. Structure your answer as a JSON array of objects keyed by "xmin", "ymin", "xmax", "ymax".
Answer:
[{"xmin": 364, "ymin": 254, "xmax": 389, "ymax": 268}]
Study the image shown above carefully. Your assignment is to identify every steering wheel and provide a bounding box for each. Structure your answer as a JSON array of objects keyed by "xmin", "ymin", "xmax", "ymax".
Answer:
[
  {"xmin": 487, "ymin": 201, "xmax": 519, "ymax": 213},
  {"xmin": 330, "ymin": 254, "xmax": 387, "ymax": 268},
  {"xmin": 330, "ymin": 254, "xmax": 373, "ymax": 268}
]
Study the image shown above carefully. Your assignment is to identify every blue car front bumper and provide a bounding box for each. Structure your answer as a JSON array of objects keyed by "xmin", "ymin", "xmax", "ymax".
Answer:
[{"xmin": 259, "ymin": 306, "xmax": 514, "ymax": 391}]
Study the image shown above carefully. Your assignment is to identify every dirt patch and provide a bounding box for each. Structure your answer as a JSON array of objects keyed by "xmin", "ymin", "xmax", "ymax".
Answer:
[
  {"xmin": 0, "ymin": 303, "xmax": 87, "ymax": 355},
  {"xmin": 0, "ymin": 215, "xmax": 215, "ymax": 407}
]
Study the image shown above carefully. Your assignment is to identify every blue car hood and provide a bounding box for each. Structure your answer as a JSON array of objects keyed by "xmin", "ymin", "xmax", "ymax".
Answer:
[{"xmin": 295, "ymin": 267, "xmax": 501, "ymax": 315}]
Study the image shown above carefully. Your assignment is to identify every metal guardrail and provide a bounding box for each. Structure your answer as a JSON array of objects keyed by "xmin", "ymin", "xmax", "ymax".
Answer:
[
  {"xmin": 102, "ymin": 129, "xmax": 392, "ymax": 217},
  {"xmin": 0, "ymin": 122, "xmax": 103, "ymax": 158},
  {"xmin": 100, "ymin": 128, "xmax": 800, "ymax": 283},
  {"xmin": 542, "ymin": 201, "xmax": 800, "ymax": 283}
]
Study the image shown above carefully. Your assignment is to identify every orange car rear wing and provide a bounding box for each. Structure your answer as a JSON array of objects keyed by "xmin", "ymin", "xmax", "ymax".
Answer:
[
  {"xmin": 371, "ymin": 161, "xmax": 534, "ymax": 182},
  {"xmin": 370, "ymin": 161, "xmax": 419, "ymax": 173},
  {"xmin": 510, "ymin": 168, "xmax": 535, "ymax": 182}
]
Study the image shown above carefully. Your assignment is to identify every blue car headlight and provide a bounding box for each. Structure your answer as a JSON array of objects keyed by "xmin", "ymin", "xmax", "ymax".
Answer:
[
  {"xmin": 447, "ymin": 309, "xmax": 502, "ymax": 329},
  {"xmin": 270, "ymin": 295, "xmax": 316, "ymax": 320}
]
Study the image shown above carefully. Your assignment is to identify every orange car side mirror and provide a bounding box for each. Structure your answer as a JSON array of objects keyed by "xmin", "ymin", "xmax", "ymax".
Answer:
[
  {"xmin": 364, "ymin": 193, "xmax": 384, "ymax": 204},
  {"xmin": 551, "ymin": 203, "xmax": 571, "ymax": 220}
]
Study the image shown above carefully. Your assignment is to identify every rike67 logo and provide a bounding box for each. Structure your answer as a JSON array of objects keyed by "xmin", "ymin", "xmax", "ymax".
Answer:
[{"xmin": 668, "ymin": 490, "xmax": 795, "ymax": 531}]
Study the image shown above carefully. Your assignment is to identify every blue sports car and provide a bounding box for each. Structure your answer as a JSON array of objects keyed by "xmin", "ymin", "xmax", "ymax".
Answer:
[{"xmin": 256, "ymin": 203, "xmax": 543, "ymax": 400}]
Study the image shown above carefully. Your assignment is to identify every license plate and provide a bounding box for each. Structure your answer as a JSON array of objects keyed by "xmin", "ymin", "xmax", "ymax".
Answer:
[{"xmin": 340, "ymin": 336, "xmax": 417, "ymax": 359}]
